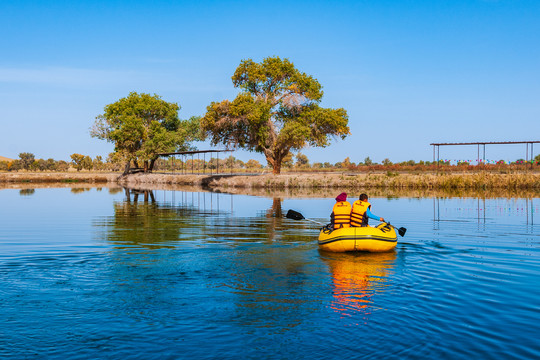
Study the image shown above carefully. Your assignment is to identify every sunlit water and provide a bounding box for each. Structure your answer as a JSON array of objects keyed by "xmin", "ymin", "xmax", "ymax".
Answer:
[{"xmin": 1, "ymin": 187, "xmax": 539, "ymax": 359}]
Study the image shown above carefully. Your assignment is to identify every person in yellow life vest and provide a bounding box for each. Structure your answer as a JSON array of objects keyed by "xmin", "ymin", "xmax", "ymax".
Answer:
[
  {"xmin": 351, "ymin": 193, "xmax": 385, "ymax": 227},
  {"xmin": 330, "ymin": 192, "xmax": 352, "ymax": 229}
]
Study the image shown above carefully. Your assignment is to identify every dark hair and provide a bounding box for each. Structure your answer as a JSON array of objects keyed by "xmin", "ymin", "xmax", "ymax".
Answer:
[{"xmin": 359, "ymin": 193, "xmax": 368, "ymax": 201}]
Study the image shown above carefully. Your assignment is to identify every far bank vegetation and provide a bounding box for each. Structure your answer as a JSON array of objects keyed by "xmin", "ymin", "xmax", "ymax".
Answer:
[{"xmin": 2, "ymin": 152, "xmax": 540, "ymax": 175}]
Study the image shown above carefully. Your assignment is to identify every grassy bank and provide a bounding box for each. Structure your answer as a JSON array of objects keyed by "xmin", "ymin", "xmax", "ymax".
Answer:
[
  {"xmin": 1, "ymin": 171, "xmax": 540, "ymax": 192},
  {"xmin": 0, "ymin": 172, "xmax": 119, "ymax": 183},
  {"xmin": 200, "ymin": 172, "xmax": 540, "ymax": 190}
]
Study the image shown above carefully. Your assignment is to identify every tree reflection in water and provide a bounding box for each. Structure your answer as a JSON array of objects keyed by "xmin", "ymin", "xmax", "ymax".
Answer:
[
  {"xmin": 199, "ymin": 196, "xmax": 315, "ymax": 244},
  {"xmin": 99, "ymin": 188, "xmax": 207, "ymax": 249},
  {"xmin": 98, "ymin": 190, "xmax": 316, "ymax": 249},
  {"xmin": 321, "ymin": 251, "xmax": 397, "ymax": 323},
  {"xmin": 124, "ymin": 188, "xmax": 156, "ymax": 203},
  {"xmin": 19, "ymin": 188, "xmax": 35, "ymax": 196},
  {"xmin": 93, "ymin": 189, "xmax": 324, "ymax": 331}
]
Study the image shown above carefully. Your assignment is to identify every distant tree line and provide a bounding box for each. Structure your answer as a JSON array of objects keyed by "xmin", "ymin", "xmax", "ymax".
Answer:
[
  {"xmin": 0, "ymin": 152, "xmax": 119, "ymax": 172},
  {"xmin": 0, "ymin": 152, "xmax": 269, "ymax": 173},
  {"xmin": 2, "ymin": 152, "xmax": 539, "ymax": 173}
]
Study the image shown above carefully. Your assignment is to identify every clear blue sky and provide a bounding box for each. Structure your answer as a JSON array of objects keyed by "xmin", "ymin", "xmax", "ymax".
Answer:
[{"xmin": 1, "ymin": 0, "xmax": 539, "ymax": 164}]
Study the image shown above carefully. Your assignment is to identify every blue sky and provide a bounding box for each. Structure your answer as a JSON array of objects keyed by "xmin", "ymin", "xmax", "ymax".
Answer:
[{"xmin": 1, "ymin": 0, "xmax": 539, "ymax": 164}]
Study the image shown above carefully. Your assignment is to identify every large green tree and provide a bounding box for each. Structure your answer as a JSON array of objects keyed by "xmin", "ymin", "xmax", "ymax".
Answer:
[
  {"xmin": 91, "ymin": 92, "xmax": 201, "ymax": 174},
  {"xmin": 201, "ymin": 56, "xmax": 350, "ymax": 174}
]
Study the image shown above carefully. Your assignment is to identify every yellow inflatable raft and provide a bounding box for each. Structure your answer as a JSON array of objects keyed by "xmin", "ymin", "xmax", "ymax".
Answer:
[{"xmin": 318, "ymin": 223, "xmax": 397, "ymax": 253}]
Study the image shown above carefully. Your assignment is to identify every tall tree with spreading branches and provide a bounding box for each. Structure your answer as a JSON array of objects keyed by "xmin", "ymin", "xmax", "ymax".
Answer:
[
  {"xmin": 201, "ymin": 56, "xmax": 350, "ymax": 174},
  {"xmin": 91, "ymin": 92, "xmax": 201, "ymax": 174}
]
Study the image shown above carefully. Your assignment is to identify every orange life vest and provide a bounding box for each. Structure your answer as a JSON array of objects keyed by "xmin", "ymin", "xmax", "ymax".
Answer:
[
  {"xmin": 351, "ymin": 200, "xmax": 371, "ymax": 227},
  {"xmin": 332, "ymin": 201, "xmax": 352, "ymax": 228}
]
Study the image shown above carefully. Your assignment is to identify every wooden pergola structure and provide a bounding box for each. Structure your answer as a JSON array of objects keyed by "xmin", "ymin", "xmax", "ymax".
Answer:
[
  {"xmin": 157, "ymin": 149, "xmax": 233, "ymax": 174},
  {"xmin": 430, "ymin": 141, "xmax": 540, "ymax": 167}
]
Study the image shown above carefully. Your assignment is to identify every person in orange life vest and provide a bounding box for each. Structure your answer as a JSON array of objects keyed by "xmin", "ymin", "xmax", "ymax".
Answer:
[
  {"xmin": 330, "ymin": 192, "xmax": 352, "ymax": 229},
  {"xmin": 350, "ymin": 193, "xmax": 384, "ymax": 227}
]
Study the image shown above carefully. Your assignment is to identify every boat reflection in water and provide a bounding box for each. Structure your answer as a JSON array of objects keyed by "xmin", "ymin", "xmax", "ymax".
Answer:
[{"xmin": 321, "ymin": 251, "xmax": 396, "ymax": 322}]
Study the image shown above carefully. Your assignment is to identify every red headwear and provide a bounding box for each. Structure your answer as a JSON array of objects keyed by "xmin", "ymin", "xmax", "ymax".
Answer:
[{"xmin": 335, "ymin": 192, "xmax": 347, "ymax": 202}]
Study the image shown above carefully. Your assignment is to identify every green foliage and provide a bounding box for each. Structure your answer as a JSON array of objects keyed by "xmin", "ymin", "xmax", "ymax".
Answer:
[
  {"xmin": 70, "ymin": 153, "xmax": 86, "ymax": 171},
  {"xmin": 82, "ymin": 156, "xmax": 93, "ymax": 171},
  {"xmin": 364, "ymin": 156, "xmax": 373, "ymax": 166},
  {"xmin": 35, "ymin": 159, "xmax": 48, "ymax": 171},
  {"xmin": 400, "ymin": 159, "xmax": 416, "ymax": 166},
  {"xmin": 18, "ymin": 152, "xmax": 35, "ymax": 170},
  {"xmin": 220, "ymin": 156, "xmax": 246, "ymax": 169},
  {"xmin": 282, "ymin": 153, "xmax": 294, "ymax": 168},
  {"xmin": 295, "ymin": 153, "xmax": 309, "ymax": 167},
  {"xmin": 93, "ymin": 156, "xmax": 104, "ymax": 170},
  {"xmin": 57, "ymin": 160, "xmax": 69, "ymax": 172},
  {"xmin": 9, "ymin": 160, "xmax": 21, "ymax": 171},
  {"xmin": 201, "ymin": 56, "xmax": 349, "ymax": 174},
  {"xmin": 382, "ymin": 158, "xmax": 392, "ymax": 166},
  {"xmin": 46, "ymin": 158, "xmax": 57, "ymax": 171},
  {"xmin": 246, "ymin": 159, "xmax": 262, "ymax": 169},
  {"xmin": 224, "ymin": 156, "xmax": 235, "ymax": 168},
  {"xmin": 91, "ymin": 92, "xmax": 201, "ymax": 173},
  {"xmin": 534, "ymin": 154, "xmax": 540, "ymax": 164}
]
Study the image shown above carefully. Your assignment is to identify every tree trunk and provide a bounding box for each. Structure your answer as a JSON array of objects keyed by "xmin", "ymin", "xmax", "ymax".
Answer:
[
  {"xmin": 149, "ymin": 158, "xmax": 156, "ymax": 172},
  {"xmin": 272, "ymin": 160, "xmax": 281, "ymax": 175},
  {"xmin": 272, "ymin": 152, "xmax": 284, "ymax": 175},
  {"xmin": 266, "ymin": 149, "xmax": 287, "ymax": 175},
  {"xmin": 143, "ymin": 161, "xmax": 149, "ymax": 173},
  {"xmin": 269, "ymin": 197, "xmax": 282, "ymax": 217},
  {"xmin": 123, "ymin": 161, "xmax": 131, "ymax": 175}
]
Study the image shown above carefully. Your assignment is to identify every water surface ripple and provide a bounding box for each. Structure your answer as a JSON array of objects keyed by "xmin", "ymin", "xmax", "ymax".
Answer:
[{"xmin": 1, "ymin": 188, "xmax": 539, "ymax": 359}]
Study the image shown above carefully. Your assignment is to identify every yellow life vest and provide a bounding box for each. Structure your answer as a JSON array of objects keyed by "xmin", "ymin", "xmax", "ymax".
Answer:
[
  {"xmin": 332, "ymin": 201, "xmax": 352, "ymax": 229},
  {"xmin": 351, "ymin": 200, "xmax": 371, "ymax": 227}
]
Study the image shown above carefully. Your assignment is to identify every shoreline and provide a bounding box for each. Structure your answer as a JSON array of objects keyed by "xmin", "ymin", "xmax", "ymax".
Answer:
[{"xmin": 1, "ymin": 171, "xmax": 539, "ymax": 193}]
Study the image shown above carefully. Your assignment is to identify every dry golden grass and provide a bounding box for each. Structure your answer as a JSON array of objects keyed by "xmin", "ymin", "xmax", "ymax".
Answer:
[
  {"xmin": 0, "ymin": 172, "xmax": 119, "ymax": 183},
  {"xmin": 1, "ymin": 171, "xmax": 539, "ymax": 194},
  {"xmin": 193, "ymin": 172, "xmax": 540, "ymax": 190}
]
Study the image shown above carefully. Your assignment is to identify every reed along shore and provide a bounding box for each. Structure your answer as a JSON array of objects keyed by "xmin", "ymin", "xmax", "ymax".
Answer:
[{"xmin": 1, "ymin": 171, "xmax": 539, "ymax": 191}]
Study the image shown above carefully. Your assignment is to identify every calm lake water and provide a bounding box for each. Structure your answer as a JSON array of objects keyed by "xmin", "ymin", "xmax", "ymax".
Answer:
[{"xmin": 1, "ymin": 186, "xmax": 539, "ymax": 359}]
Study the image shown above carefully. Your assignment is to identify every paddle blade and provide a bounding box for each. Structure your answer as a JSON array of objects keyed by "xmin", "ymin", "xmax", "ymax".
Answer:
[
  {"xmin": 286, "ymin": 209, "xmax": 305, "ymax": 221},
  {"xmin": 398, "ymin": 227, "xmax": 407, "ymax": 237}
]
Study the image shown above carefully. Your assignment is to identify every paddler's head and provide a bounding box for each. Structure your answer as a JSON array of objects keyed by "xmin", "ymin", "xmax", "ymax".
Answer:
[
  {"xmin": 335, "ymin": 192, "xmax": 347, "ymax": 202},
  {"xmin": 359, "ymin": 193, "xmax": 368, "ymax": 201}
]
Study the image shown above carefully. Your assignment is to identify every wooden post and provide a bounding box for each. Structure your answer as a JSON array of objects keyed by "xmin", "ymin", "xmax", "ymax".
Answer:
[{"xmin": 437, "ymin": 145, "xmax": 440, "ymax": 172}]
